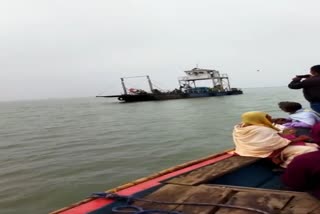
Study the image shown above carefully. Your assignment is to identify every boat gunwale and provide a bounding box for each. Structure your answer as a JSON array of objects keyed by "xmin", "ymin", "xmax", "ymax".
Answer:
[
  {"xmin": 205, "ymin": 183, "xmax": 311, "ymax": 196},
  {"xmin": 50, "ymin": 149, "xmax": 235, "ymax": 214}
]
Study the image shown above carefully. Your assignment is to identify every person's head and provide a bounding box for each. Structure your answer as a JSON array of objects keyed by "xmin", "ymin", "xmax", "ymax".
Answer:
[
  {"xmin": 310, "ymin": 65, "xmax": 320, "ymax": 76},
  {"xmin": 278, "ymin": 101, "xmax": 302, "ymax": 113},
  {"xmin": 241, "ymin": 111, "xmax": 279, "ymax": 131}
]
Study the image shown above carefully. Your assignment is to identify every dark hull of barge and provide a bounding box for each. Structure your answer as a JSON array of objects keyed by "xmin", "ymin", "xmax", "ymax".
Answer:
[{"xmin": 97, "ymin": 90, "xmax": 243, "ymax": 102}]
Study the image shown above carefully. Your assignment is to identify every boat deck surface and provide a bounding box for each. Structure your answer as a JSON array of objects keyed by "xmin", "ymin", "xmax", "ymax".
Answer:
[
  {"xmin": 131, "ymin": 183, "xmax": 320, "ymax": 214},
  {"xmin": 117, "ymin": 156, "xmax": 320, "ymax": 214}
]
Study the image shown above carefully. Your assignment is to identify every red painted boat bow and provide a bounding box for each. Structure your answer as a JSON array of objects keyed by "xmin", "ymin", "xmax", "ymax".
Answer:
[{"xmin": 51, "ymin": 151, "xmax": 234, "ymax": 214}]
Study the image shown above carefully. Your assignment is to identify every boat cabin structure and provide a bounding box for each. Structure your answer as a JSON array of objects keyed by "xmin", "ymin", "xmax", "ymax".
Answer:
[{"xmin": 179, "ymin": 68, "xmax": 230, "ymax": 91}]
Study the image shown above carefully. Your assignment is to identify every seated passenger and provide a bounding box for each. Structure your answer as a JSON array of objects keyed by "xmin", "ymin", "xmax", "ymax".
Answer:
[
  {"xmin": 282, "ymin": 151, "xmax": 320, "ymax": 199},
  {"xmin": 278, "ymin": 101, "xmax": 320, "ymax": 128},
  {"xmin": 233, "ymin": 111, "xmax": 319, "ymax": 167}
]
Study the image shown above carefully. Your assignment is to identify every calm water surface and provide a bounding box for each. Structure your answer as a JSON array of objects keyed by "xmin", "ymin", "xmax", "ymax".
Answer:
[{"xmin": 0, "ymin": 87, "xmax": 307, "ymax": 214}]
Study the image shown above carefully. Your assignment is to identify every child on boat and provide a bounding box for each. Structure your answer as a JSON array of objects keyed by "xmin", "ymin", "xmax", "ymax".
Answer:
[{"xmin": 233, "ymin": 111, "xmax": 319, "ymax": 167}]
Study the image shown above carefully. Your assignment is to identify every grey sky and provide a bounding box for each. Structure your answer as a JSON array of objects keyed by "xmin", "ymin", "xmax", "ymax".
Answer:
[{"xmin": 1, "ymin": 0, "xmax": 320, "ymax": 101}]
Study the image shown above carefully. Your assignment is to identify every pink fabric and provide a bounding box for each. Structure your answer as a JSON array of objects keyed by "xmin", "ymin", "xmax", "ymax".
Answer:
[
  {"xmin": 282, "ymin": 134, "xmax": 305, "ymax": 146},
  {"xmin": 311, "ymin": 123, "xmax": 320, "ymax": 143},
  {"xmin": 282, "ymin": 134, "xmax": 296, "ymax": 140},
  {"xmin": 282, "ymin": 151, "xmax": 320, "ymax": 199}
]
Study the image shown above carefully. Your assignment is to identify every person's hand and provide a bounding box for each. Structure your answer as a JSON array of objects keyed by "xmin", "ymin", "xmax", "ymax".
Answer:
[
  {"xmin": 271, "ymin": 155, "xmax": 283, "ymax": 165},
  {"xmin": 292, "ymin": 77, "xmax": 302, "ymax": 81},
  {"xmin": 282, "ymin": 128, "xmax": 296, "ymax": 135},
  {"xmin": 273, "ymin": 118, "xmax": 289, "ymax": 124}
]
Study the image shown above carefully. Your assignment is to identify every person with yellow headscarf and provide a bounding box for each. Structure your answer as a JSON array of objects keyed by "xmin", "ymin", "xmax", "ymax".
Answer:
[{"xmin": 233, "ymin": 111, "xmax": 319, "ymax": 167}]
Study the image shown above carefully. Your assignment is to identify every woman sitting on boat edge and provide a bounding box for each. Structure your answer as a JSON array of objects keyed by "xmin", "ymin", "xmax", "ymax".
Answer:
[{"xmin": 232, "ymin": 111, "xmax": 319, "ymax": 168}]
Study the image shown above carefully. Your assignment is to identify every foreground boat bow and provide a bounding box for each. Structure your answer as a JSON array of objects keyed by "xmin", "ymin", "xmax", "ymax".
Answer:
[{"xmin": 51, "ymin": 150, "xmax": 320, "ymax": 214}]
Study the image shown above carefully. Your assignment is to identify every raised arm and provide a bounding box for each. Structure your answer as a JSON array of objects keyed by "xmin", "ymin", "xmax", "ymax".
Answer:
[{"xmin": 288, "ymin": 77, "xmax": 303, "ymax": 89}]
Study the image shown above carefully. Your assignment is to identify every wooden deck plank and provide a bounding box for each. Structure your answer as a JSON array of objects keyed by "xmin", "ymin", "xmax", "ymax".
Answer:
[
  {"xmin": 280, "ymin": 194, "xmax": 320, "ymax": 214},
  {"xmin": 133, "ymin": 184, "xmax": 197, "ymax": 211},
  {"xmin": 133, "ymin": 184, "xmax": 231, "ymax": 213},
  {"xmin": 214, "ymin": 191, "xmax": 292, "ymax": 214},
  {"xmin": 310, "ymin": 208, "xmax": 320, "ymax": 214},
  {"xmin": 132, "ymin": 183, "xmax": 320, "ymax": 214},
  {"xmin": 166, "ymin": 156, "xmax": 259, "ymax": 185},
  {"xmin": 206, "ymin": 184, "xmax": 320, "ymax": 214},
  {"xmin": 206, "ymin": 184, "xmax": 308, "ymax": 196},
  {"xmin": 173, "ymin": 185, "xmax": 232, "ymax": 214}
]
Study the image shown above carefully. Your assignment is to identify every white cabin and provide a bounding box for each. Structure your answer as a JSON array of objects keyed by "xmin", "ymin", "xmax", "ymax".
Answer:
[
  {"xmin": 178, "ymin": 68, "xmax": 230, "ymax": 91},
  {"xmin": 178, "ymin": 68, "xmax": 221, "ymax": 81}
]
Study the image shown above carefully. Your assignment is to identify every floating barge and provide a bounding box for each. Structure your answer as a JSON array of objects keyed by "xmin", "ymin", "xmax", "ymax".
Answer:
[
  {"xmin": 51, "ymin": 149, "xmax": 320, "ymax": 214},
  {"xmin": 97, "ymin": 68, "xmax": 243, "ymax": 102}
]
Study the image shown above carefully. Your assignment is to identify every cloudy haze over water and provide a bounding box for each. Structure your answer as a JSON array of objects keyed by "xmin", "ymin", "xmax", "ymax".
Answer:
[{"xmin": 1, "ymin": 0, "xmax": 320, "ymax": 101}]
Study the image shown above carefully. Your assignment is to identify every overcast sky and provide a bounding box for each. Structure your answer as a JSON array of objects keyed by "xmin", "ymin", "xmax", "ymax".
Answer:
[{"xmin": 1, "ymin": 0, "xmax": 320, "ymax": 101}]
